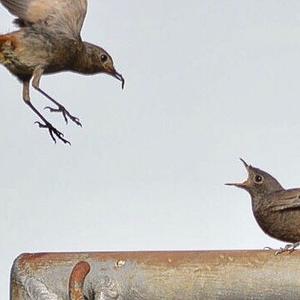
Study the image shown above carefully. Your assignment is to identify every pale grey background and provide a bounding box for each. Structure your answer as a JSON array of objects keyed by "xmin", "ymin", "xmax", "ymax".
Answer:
[{"xmin": 1, "ymin": 0, "xmax": 300, "ymax": 298}]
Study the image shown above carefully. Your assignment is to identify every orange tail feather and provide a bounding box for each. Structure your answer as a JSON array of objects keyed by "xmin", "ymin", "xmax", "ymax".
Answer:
[
  {"xmin": 0, "ymin": 34, "xmax": 17, "ymax": 63},
  {"xmin": 0, "ymin": 34, "xmax": 17, "ymax": 48}
]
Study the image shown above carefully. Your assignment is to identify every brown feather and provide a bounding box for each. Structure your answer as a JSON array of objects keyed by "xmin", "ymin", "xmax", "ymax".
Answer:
[{"xmin": 0, "ymin": 0, "xmax": 87, "ymax": 38}]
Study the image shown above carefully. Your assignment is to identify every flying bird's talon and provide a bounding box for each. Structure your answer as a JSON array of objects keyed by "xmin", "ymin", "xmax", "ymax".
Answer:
[
  {"xmin": 44, "ymin": 104, "xmax": 81, "ymax": 126},
  {"xmin": 73, "ymin": 118, "xmax": 82, "ymax": 127},
  {"xmin": 44, "ymin": 106, "xmax": 68, "ymax": 123},
  {"xmin": 34, "ymin": 121, "xmax": 71, "ymax": 145},
  {"xmin": 68, "ymin": 114, "xmax": 82, "ymax": 127},
  {"xmin": 44, "ymin": 106, "xmax": 59, "ymax": 112}
]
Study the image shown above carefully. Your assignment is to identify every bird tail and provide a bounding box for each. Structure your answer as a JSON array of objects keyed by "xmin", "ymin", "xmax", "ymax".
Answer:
[
  {"xmin": 0, "ymin": 34, "xmax": 17, "ymax": 63},
  {"xmin": 0, "ymin": 40, "xmax": 4, "ymax": 63}
]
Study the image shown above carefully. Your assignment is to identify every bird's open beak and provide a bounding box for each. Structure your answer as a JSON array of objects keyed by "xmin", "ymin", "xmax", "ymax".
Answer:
[
  {"xmin": 225, "ymin": 158, "xmax": 250, "ymax": 189},
  {"xmin": 239, "ymin": 158, "xmax": 249, "ymax": 170},
  {"xmin": 225, "ymin": 181, "xmax": 248, "ymax": 188}
]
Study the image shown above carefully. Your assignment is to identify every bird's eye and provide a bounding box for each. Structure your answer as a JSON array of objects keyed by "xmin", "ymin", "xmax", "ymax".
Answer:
[
  {"xmin": 254, "ymin": 175, "xmax": 263, "ymax": 184},
  {"xmin": 100, "ymin": 54, "xmax": 108, "ymax": 63}
]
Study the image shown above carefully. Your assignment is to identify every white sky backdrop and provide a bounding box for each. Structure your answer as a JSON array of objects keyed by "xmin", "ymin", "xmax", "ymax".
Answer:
[{"xmin": 2, "ymin": 0, "xmax": 300, "ymax": 297}]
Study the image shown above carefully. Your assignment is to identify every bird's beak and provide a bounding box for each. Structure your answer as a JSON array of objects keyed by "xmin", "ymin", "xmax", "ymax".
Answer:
[
  {"xmin": 239, "ymin": 158, "xmax": 249, "ymax": 170},
  {"xmin": 113, "ymin": 70, "xmax": 125, "ymax": 90},
  {"xmin": 225, "ymin": 181, "xmax": 248, "ymax": 189},
  {"xmin": 106, "ymin": 66, "xmax": 125, "ymax": 89},
  {"xmin": 225, "ymin": 158, "xmax": 250, "ymax": 189}
]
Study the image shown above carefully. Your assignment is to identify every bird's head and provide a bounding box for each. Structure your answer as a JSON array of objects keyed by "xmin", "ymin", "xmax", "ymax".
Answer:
[
  {"xmin": 226, "ymin": 159, "xmax": 284, "ymax": 198},
  {"xmin": 83, "ymin": 43, "xmax": 125, "ymax": 89}
]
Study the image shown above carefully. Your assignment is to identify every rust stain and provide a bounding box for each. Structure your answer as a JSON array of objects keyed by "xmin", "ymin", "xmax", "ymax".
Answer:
[
  {"xmin": 15, "ymin": 249, "xmax": 295, "ymax": 271},
  {"xmin": 69, "ymin": 261, "xmax": 90, "ymax": 300}
]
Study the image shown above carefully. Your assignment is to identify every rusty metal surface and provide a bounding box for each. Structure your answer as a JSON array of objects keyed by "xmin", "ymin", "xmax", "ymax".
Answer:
[{"xmin": 10, "ymin": 250, "xmax": 300, "ymax": 299}]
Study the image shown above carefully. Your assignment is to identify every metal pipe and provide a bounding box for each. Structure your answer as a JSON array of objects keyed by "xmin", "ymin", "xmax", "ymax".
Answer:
[{"xmin": 10, "ymin": 250, "xmax": 300, "ymax": 299}]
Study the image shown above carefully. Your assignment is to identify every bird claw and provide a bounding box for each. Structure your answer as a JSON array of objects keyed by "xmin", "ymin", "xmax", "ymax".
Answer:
[
  {"xmin": 274, "ymin": 242, "xmax": 300, "ymax": 255},
  {"xmin": 34, "ymin": 121, "xmax": 71, "ymax": 145},
  {"xmin": 44, "ymin": 105, "xmax": 82, "ymax": 127},
  {"xmin": 263, "ymin": 246, "xmax": 274, "ymax": 251},
  {"xmin": 44, "ymin": 106, "xmax": 60, "ymax": 113}
]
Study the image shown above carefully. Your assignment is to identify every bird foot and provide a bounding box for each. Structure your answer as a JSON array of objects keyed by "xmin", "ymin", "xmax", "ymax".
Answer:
[
  {"xmin": 35, "ymin": 121, "xmax": 71, "ymax": 145},
  {"xmin": 44, "ymin": 105, "xmax": 82, "ymax": 127},
  {"xmin": 275, "ymin": 242, "xmax": 300, "ymax": 255},
  {"xmin": 263, "ymin": 246, "xmax": 274, "ymax": 251}
]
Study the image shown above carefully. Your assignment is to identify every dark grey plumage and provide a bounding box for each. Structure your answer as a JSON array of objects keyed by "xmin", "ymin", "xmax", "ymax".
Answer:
[{"xmin": 227, "ymin": 159, "xmax": 300, "ymax": 254}]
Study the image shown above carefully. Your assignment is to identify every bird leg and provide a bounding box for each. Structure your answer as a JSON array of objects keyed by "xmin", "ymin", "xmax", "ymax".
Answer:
[
  {"xmin": 42, "ymin": 89, "xmax": 82, "ymax": 126},
  {"xmin": 275, "ymin": 242, "xmax": 300, "ymax": 255},
  {"xmin": 32, "ymin": 67, "xmax": 82, "ymax": 126},
  {"xmin": 23, "ymin": 80, "xmax": 71, "ymax": 145}
]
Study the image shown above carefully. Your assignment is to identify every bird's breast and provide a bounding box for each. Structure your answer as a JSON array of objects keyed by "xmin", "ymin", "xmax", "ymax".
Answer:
[{"xmin": 253, "ymin": 202, "xmax": 300, "ymax": 243}]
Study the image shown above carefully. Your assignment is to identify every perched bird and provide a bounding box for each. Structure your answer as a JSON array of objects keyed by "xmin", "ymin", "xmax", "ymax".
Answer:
[
  {"xmin": 0, "ymin": 0, "xmax": 124, "ymax": 144},
  {"xmin": 226, "ymin": 159, "xmax": 300, "ymax": 254}
]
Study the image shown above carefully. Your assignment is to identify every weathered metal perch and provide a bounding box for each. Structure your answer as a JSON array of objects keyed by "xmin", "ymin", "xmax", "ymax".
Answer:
[{"xmin": 10, "ymin": 250, "xmax": 300, "ymax": 299}]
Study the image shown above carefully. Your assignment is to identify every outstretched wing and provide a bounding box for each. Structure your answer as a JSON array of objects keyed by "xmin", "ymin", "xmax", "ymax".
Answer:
[
  {"xmin": 271, "ymin": 189, "xmax": 300, "ymax": 212},
  {"xmin": 0, "ymin": 0, "xmax": 87, "ymax": 38}
]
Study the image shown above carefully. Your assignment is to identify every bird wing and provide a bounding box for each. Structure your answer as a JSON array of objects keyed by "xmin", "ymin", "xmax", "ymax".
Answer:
[
  {"xmin": 270, "ymin": 189, "xmax": 300, "ymax": 212},
  {"xmin": 0, "ymin": 0, "xmax": 87, "ymax": 38}
]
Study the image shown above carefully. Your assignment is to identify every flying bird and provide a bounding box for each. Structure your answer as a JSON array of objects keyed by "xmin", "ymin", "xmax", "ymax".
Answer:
[{"xmin": 0, "ymin": 0, "xmax": 124, "ymax": 144}]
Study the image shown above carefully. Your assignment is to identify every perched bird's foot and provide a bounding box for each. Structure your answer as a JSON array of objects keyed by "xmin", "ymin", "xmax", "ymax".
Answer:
[
  {"xmin": 44, "ymin": 105, "xmax": 82, "ymax": 127},
  {"xmin": 275, "ymin": 242, "xmax": 300, "ymax": 255},
  {"xmin": 263, "ymin": 246, "xmax": 274, "ymax": 251},
  {"xmin": 34, "ymin": 121, "xmax": 71, "ymax": 145}
]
